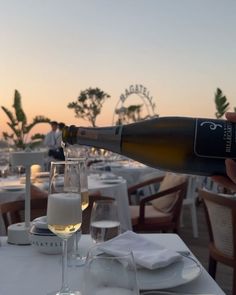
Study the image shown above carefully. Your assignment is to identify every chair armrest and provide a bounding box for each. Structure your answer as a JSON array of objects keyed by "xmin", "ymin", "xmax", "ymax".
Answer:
[
  {"xmin": 128, "ymin": 176, "xmax": 165, "ymax": 204},
  {"xmin": 138, "ymin": 181, "xmax": 188, "ymax": 222}
]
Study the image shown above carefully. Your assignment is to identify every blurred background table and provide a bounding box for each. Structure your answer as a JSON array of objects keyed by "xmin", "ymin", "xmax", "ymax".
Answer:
[{"xmin": 0, "ymin": 173, "xmax": 131, "ymax": 235}]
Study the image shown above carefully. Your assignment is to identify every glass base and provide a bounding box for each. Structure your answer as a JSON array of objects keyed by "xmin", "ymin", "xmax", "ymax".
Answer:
[
  {"xmin": 47, "ymin": 291, "xmax": 81, "ymax": 295},
  {"xmin": 68, "ymin": 253, "xmax": 86, "ymax": 267}
]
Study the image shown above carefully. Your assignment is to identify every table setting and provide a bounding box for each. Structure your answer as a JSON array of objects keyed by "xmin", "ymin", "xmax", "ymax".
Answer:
[
  {"xmin": 0, "ymin": 153, "xmax": 227, "ymax": 294},
  {"xmin": 0, "ymin": 232, "xmax": 225, "ymax": 295},
  {"xmin": 89, "ymin": 159, "xmax": 162, "ymax": 187}
]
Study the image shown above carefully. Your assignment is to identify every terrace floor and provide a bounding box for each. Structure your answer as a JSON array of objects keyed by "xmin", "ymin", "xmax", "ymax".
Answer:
[{"xmin": 179, "ymin": 202, "xmax": 232, "ymax": 295}]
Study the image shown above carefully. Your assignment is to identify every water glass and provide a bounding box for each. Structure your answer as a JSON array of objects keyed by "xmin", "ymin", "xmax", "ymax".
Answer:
[
  {"xmin": 90, "ymin": 199, "xmax": 121, "ymax": 243},
  {"xmin": 82, "ymin": 245, "xmax": 139, "ymax": 295}
]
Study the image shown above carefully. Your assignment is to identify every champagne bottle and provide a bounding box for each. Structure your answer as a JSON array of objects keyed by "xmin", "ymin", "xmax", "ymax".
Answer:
[{"xmin": 62, "ymin": 116, "xmax": 236, "ymax": 176}]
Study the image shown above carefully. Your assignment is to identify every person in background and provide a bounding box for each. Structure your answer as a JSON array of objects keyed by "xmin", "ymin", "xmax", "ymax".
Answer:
[
  {"xmin": 43, "ymin": 121, "xmax": 59, "ymax": 154},
  {"xmin": 56, "ymin": 122, "xmax": 65, "ymax": 148},
  {"xmin": 212, "ymin": 112, "xmax": 236, "ymax": 192},
  {"xmin": 53, "ymin": 122, "xmax": 65, "ymax": 160}
]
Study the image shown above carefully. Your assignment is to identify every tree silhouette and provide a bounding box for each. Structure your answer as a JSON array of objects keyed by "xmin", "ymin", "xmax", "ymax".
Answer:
[
  {"xmin": 115, "ymin": 105, "xmax": 143, "ymax": 125},
  {"xmin": 214, "ymin": 88, "xmax": 229, "ymax": 118},
  {"xmin": 1, "ymin": 90, "xmax": 50, "ymax": 149},
  {"xmin": 67, "ymin": 87, "xmax": 110, "ymax": 127}
]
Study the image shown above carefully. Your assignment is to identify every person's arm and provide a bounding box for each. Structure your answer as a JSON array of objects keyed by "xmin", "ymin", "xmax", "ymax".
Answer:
[{"xmin": 212, "ymin": 112, "xmax": 236, "ymax": 192}]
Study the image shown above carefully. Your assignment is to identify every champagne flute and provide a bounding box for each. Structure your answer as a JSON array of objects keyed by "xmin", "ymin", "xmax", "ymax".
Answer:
[
  {"xmin": 90, "ymin": 199, "xmax": 121, "ymax": 243},
  {"xmin": 68, "ymin": 158, "xmax": 89, "ymax": 266},
  {"xmin": 82, "ymin": 245, "xmax": 139, "ymax": 295},
  {"xmin": 47, "ymin": 161, "xmax": 82, "ymax": 295}
]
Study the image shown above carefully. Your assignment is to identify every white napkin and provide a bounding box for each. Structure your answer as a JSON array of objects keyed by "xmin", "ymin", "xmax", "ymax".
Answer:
[{"xmin": 98, "ymin": 231, "xmax": 182, "ymax": 270}]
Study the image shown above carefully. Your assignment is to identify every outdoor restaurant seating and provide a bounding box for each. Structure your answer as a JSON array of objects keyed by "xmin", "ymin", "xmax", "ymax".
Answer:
[
  {"xmin": 128, "ymin": 172, "xmax": 188, "ymax": 233},
  {"xmin": 199, "ymin": 188, "xmax": 236, "ymax": 295},
  {"xmin": 0, "ymin": 197, "xmax": 48, "ymax": 232}
]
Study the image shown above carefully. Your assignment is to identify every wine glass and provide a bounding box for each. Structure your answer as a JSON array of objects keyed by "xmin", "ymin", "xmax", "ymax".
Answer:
[
  {"xmin": 82, "ymin": 245, "xmax": 139, "ymax": 295},
  {"xmin": 68, "ymin": 158, "xmax": 89, "ymax": 266},
  {"xmin": 47, "ymin": 160, "xmax": 82, "ymax": 295},
  {"xmin": 0, "ymin": 155, "xmax": 9, "ymax": 177},
  {"xmin": 90, "ymin": 199, "xmax": 121, "ymax": 244}
]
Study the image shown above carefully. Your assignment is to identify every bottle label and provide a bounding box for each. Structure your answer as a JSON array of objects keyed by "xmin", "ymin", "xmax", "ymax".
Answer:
[{"xmin": 194, "ymin": 118, "xmax": 236, "ymax": 158}]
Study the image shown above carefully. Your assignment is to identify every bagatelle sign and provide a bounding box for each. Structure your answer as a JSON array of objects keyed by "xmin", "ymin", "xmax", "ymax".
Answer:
[
  {"xmin": 112, "ymin": 84, "xmax": 157, "ymax": 124},
  {"xmin": 120, "ymin": 84, "xmax": 153, "ymax": 104}
]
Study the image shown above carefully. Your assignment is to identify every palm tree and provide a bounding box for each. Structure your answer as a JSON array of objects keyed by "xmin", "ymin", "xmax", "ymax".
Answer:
[
  {"xmin": 115, "ymin": 105, "xmax": 143, "ymax": 125},
  {"xmin": 214, "ymin": 88, "xmax": 229, "ymax": 118},
  {"xmin": 1, "ymin": 90, "xmax": 50, "ymax": 149}
]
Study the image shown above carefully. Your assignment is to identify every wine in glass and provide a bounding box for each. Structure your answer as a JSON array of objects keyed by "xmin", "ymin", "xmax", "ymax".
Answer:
[
  {"xmin": 47, "ymin": 160, "xmax": 82, "ymax": 295},
  {"xmin": 90, "ymin": 199, "xmax": 121, "ymax": 243}
]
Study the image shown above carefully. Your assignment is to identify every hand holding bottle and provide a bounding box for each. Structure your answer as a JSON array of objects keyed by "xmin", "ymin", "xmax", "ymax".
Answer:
[{"xmin": 212, "ymin": 112, "xmax": 236, "ymax": 192}]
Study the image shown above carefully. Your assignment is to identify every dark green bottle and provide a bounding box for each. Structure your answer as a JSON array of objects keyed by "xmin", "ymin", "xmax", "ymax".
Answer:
[{"xmin": 62, "ymin": 116, "xmax": 236, "ymax": 176}]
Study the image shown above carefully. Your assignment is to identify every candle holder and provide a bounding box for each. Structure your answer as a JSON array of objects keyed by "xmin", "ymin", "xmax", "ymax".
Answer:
[{"xmin": 7, "ymin": 150, "xmax": 45, "ymax": 245}]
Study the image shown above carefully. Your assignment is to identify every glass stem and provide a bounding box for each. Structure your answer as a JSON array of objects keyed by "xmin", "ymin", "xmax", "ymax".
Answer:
[
  {"xmin": 75, "ymin": 230, "xmax": 81, "ymax": 254},
  {"xmin": 60, "ymin": 238, "xmax": 70, "ymax": 293}
]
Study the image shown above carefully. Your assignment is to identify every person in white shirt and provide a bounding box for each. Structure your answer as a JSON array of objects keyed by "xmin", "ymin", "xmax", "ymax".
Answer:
[{"xmin": 44, "ymin": 121, "xmax": 59, "ymax": 155}]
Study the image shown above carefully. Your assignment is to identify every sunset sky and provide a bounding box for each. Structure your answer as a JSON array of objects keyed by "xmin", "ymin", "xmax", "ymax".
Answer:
[{"xmin": 1, "ymin": 0, "xmax": 236, "ymax": 137}]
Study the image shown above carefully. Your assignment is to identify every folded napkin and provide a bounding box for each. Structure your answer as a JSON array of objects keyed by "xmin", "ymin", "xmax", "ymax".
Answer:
[{"xmin": 98, "ymin": 231, "xmax": 182, "ymax": 270}]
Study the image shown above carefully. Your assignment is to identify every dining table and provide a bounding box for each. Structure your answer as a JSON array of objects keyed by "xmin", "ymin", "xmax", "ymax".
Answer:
[
  {"xmin": 0, "ymin": 233, "xmax": 225, "ymax": 295},
  {"xmin": 0, "ymin": 173, "xmax": 132, "ymax": 235},
  {"xmin": 89, "ymin": 160, "xmax": 163, "ymax": 187}
]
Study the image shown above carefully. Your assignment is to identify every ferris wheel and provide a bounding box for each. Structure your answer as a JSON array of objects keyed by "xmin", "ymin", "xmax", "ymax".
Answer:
[{"xmin": 112, "ymin": 84, "xmax": 157, "ymax": 125}]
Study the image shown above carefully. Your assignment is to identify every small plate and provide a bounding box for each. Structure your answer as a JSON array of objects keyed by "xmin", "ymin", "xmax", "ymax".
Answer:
[
  {"xmin": 1, "ymin": 185, "xmax": 24, "ymax": 191},
  {"xmin": 138, "ymin": 255, "xmax": 201, "ymax": 290},
  {"xmin": 101, "ymin": 179, "xmax": 123, "ymax": 184}
]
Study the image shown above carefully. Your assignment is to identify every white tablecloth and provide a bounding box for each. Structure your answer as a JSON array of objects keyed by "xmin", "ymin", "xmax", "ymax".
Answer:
[
  {"xmin": 89, "ymin": 161, "xmax": 162, "ymax": 187},
  {"xmin": 0, "ymin": 234, "xmax": 225, "ymax": 295},
  {"xmin": 0, "ymin": 175, "xmax": 131, "ymax": 234}
]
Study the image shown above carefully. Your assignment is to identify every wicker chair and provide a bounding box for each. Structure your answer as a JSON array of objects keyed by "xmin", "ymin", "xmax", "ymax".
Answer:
[
  {"xmin": 199, "ymin": 188, "xmax": 236, "ymax": 295},
  {"xmin": 128, "ymin": 172, "xmax": 188, "ymax": 233}
]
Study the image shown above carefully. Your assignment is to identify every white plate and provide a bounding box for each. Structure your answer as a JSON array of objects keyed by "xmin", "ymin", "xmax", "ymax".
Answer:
[
  {"xmin": 101, "ymin": 179, "xmax": 123, "ymax": 184},
  {"xmin": 1, "ymin": 185, "xmax": 24, "ymax": 191},
  {"xmin": 138, "ymin": 255, "xmax": 201, "ymax": 290}
]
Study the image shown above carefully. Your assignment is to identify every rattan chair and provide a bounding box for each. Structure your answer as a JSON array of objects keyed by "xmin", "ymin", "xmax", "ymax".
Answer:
[
  {"xmin": 128, "ymin": 172, "xmax": 188, "ymax": 233},
  {"xmin": 199, "ymin": 188, "xmax": 236, "ymax": 295}
]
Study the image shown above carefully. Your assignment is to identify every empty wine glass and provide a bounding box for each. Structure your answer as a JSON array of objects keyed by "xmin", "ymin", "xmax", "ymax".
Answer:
[
  {"xmin": 90, "ymin": 199, "xmax": 121, "ymax": 243},
  {"xmin": 0, "ymin": 155, "xmax": 9, "ymax": 177},
  {"xmin": 82, "ymin": 245, "xmax": 139, "ymax": 295},
  {"xmin": 47, "ymin": 160, "xmax": 82, "ymax": 295},
  {"xmin": 67, "ymin": 158, "xmax": 89, "ymax": 266}
]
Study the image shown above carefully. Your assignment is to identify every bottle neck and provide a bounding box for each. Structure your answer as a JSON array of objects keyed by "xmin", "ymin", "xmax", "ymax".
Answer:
[{"xmin": 74, "ymin": 125, "xmax": 123, "ymax": 154}]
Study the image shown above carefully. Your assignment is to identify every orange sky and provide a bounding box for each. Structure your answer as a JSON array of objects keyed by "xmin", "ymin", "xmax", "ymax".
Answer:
[{"xmin": 1, "ymin": 0, "xmax": 236, "ymax": 140}]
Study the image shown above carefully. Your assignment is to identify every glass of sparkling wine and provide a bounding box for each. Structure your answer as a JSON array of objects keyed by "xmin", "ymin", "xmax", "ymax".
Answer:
[
  {"xmin": 82, "ymin": 245, "xmax": 139, "ymax": 295},
  {"xmin": 47, "ymin": 161, "xmax": 82, "ymax": 295},
  {"xmin": 90, "ymin": 199, "xmax": 121, "ymax": 243}
]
